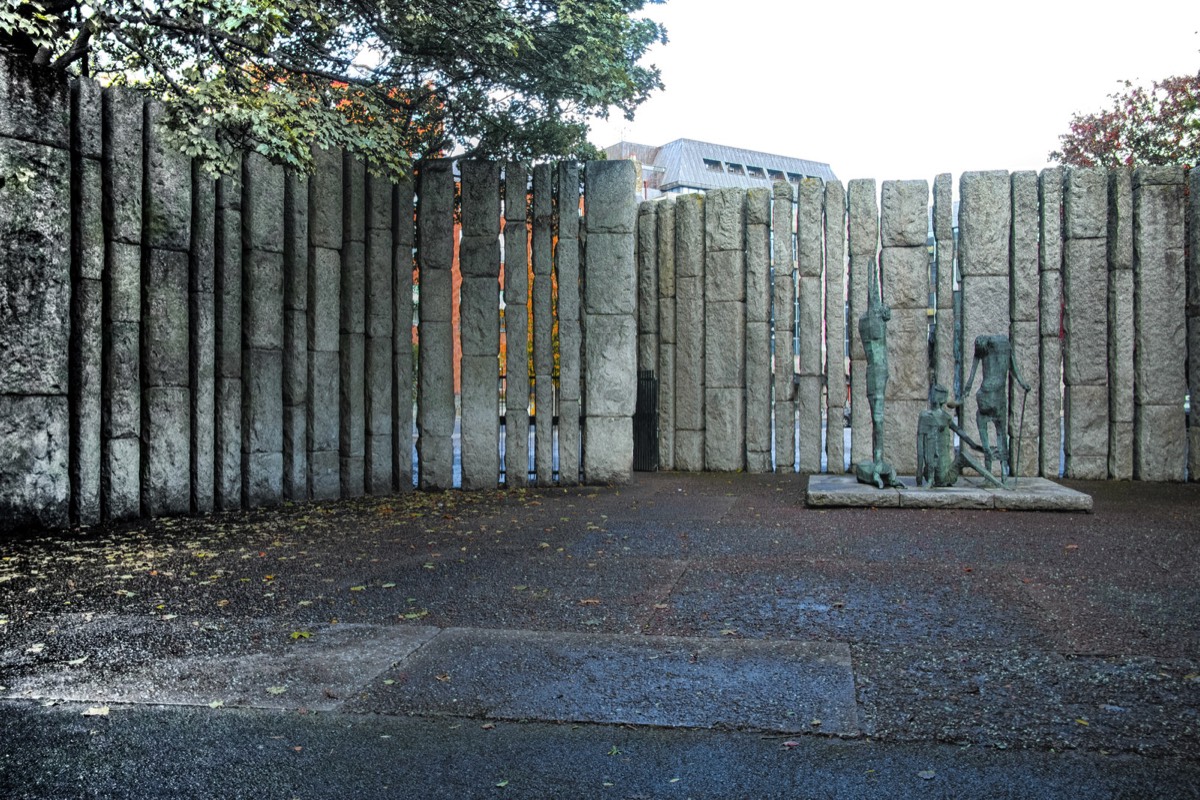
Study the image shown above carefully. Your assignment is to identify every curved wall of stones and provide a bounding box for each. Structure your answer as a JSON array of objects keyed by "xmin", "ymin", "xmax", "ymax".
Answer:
[
  {"xmin": 638, "ymin": 168, "xmax": 1198, "ymax": 482},
  {"xmin": 0, "ymin": 56, "xmax": 637, "ymax": 531}
]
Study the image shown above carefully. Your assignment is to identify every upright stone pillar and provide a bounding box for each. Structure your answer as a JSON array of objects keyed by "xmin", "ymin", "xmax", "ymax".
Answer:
[
  {"xmin": 214, "ymin": 158, "xmax": 243, "ymax": 509},
  {"xmin": 365, "ymin": 172, "xmax": 395, "ymax": 493},
  {"xmin": 656, "ymin": 198, "xmax": 677, "ymax": 471},
  {"xmin": 824, "ymin": 180, "xmax": 848, "ymax": 474},
  {"xmin": 847, "ymin": 180, "xmax": 877, "ymax": 469},
  {"xmin": 796, "ymin": 180, "xmax": 824, "ymax": 473},
  {"xmin": 932, "ymin": 174, "xmax": 956, "ymax": 400},
  {"xmin": 307, "ymin": 146, "xmax": 341, "ymax": 499},
  {"xmin": 532, "ymin": 164, "xmax": 555, "ymax": 484},
  {"xmin": 70, "ymin": 77, "xmax": 104, "ymax": 526},
  {"xmin": 879, "ymin": 179, "xmax": 930, "ymax": 476},
  {"xmin": 744, "ymin": 188, "xmax": 772, "ymax": 473},
  {"xmin": 417, "ymin": 159, "xmax": 456, "ymax": 489},
  {"xmin": 582, "ymin": 160, "xmax": 637, "ymax": 483},
  {"xmin": 503, "ymin": 165, "xmax": 530, "ymax": 487},
  {"xmin": 704, "ymin": 188, "xmax": 746, "ymax": 471},
  {"xmin": 1132, "ymin": 167, "xmax": 1187, "ymax": 481},
  {"xmin": 1107, "ymin": 169, "xmax": 1135, "ymax": 479},
  {"xmin": 101, "ymin": 86, "xmax": 144, "ymax": 520},
  {"xmin": 0, "ymin": 56, "xmax": 71, "ymax": 529},
  {"xmin": 190, "ymin": 164, "xmax": 216, "ymax": 513},
  {"xmin": 556, "ymin": 163, "xmax": 583, "ymax": 485},
  {"xmin": 1010, "ymin": 171, "xmax": 1041, "ymax": 478},
  {"xmin": 142, "ymin": 101, "xmax": 193, "ymax": 517},
  {"xmin": 1062, "ymin": 167, "xmax": 1109, "ymax": 479},
  {"xmin": 241, "ymin": 152, "xmax": 284, "ymax": 506},
  {"xmin": 339, "ymin": 156, "xmax": 367, "ymax": 496},
  {"xmin": 458, "ymin": 161, "xmax": 501, "ymax": 490},
  {"xmin": 958, "ymin": 171, "xmax": 1011, "ymax": 474},
  {"xmin": 1039, "ymin": 168, "xmax": 1064, "ymax": 478},
  {"xmin": 673, "ymin": 194, "xmax": 705, "ymax": 471},
  {"xmin": 282, "ymin": 169, "xmax": 309, "ymax": 500},
  {"xmin": 392, "ymin": 176, "xmax": 415, "ymax": 491},
  {"xmin": 772, "ymin": 181, "xmax": 796, "ymax": 471},
  {"xmin": 637, "ymin": 202, "xmax": 659, "ymax": 374},
  {"xmin": 1188, "ymin": 169, "xmax": 1200, "ymax": 481}
]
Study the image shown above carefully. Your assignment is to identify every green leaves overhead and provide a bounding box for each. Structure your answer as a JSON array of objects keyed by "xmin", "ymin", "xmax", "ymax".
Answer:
[{"xmin": 1, "ymin": 0, "xmax": 668, "ymax": 179}]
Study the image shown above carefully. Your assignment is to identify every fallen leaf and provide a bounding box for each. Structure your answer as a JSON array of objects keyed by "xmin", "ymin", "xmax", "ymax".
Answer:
[
  {"xmin": 1076, "ymin": 718, "xmax": 1089, "ymax": 726},
  {"xmin": 290, "ymin": 631, "xmax": 312, "ymax": 640},
  {"xmin": 435, "ymin": 673, "xmax": 451, "ymax": 682},
  {"xmin": 1065, "ymin": 544, "xmax": 1079, "ymax": 551},
  {"xmin": 607, "ymin": 745, "xmax": 620, "ymax": 756},
  {"xmin": 66, "ymin": 655, "xmax": 89, "ymax": 667},
  {"xmin": 267, "ymin": 686, "xmax": 287, "ymax": 695},
  {"xmin": 208, "ymin": 700, "xmax": 225, "ymax": 708},
  {"xmin": 782, "ymin": 740, "xmax": 800, "ymax": 748},
  {"xmin": 350, "ymin": 585, "xmax": 366, "ymax": 592},
  {"xmin": 216, "ymin": 599, "xmax": 230, "ymax": 607},
  {"xmin": 381, "ymin": 583, "xmax": 396, "ymax": 589},
  {"xmin": 82, "ymin": 706, "xmax": 110, "ymax": 717},
  {"xmin": 24, "ymin": 643, "xmax": 45, "ymax": 655},
  {"xmin": 383, "ymin": 679, "xmax": 396, "ymax": 686},
  {"xmin": 496, "ymin": 780, "xmax": 509, "ymax": 788},
  {"xmin": 917, "ymin": 770, "xmax": 936, "ymax": 780},
  {"xmin": 482, "ymin": 723, "xmax": 496, "ymax": 730},
  {"xmin": 579, "ymin": 598, "xmax": 602, "ymax": 606}
]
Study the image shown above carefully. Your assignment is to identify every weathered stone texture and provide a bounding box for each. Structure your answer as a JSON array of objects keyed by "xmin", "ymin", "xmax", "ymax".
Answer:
[
  {"xmin": 214, "ymin": 378, "xmax": 242, "ymax": 510},
  {"xmin": 71, "ymin": 276, "xmax": 103, "ymax": 525},
  {"xmin": 773, "ymin": 181, "xmax": 796, "ymax": 470},
  {"xmin": 1, "ymin": 54, "xmax": 69, "ymax": 147},
  {"xmin": 76, "ymin": 157, "xmax": 104, "ymax": 282},
  {"xmin": 824, "ymin": 180, "xmax": 847, "ymax": 473},
  {"xmin": 1064, "ymin": 383, "xmax": 1109, "ymax": 480},
  {"xmin": 308, "ymin": 147, "xmax": 343, "ymax": 249},
  {"xmin": 144, "ymin": 102, "xmax": 192, "ymax": 252},
  {"xmin": 458, "ymin": 162, "xmax": 501, "ymax": 491},
  {"xmin": 191, "ymin": 288, "xmax": 216, "ymax": 512},
  {"xmin": 557, "ymin": 165, "xmax": 582, "ymax": 485},
  {"xmin": 1064, "ymin": 168, "xmax": 1108, "ymax": 240},
  {"xmin": 846, "ymin": 181, "xmax": 876, "ymax": 470},
  {"xmin": 1039, "ymin": 333, "xmax": 1063, "ymax": 479},
  {"xmin": 880, "ymin": 180, "xmax": 929, "ymax": 248},
  {"xmin": 532, "ymin": 164, "xmax": 554, "ymax": 484},
  {"xmin": 503, "ymin": 165, "xmax": 530, "ymax": 487},
  {"xmin": 1134, "ymin": 404, "xmax": 1187, "ymax": 482},
  {"xmin": 796, "ymin": 180, "xmax": 823, "ymax": 278},
  {"xmin": 656, "ymin": 199, "xmax": 677, "ymax": 471},
  {"xmin": 101, "ymin": 87, "xmax": 143, "ymax": 245},
  {"xmin": 637, "ymin": 202, "xmax": 659, "ymax": 372},
  {"xmin": 416, "ymin": 161, "xmax": 455, "ymax": 489},
  {"xmin": 583, "ymin": 160, "xmax": 637, "ymax": 484},
  {"xmin": 144, "ymin": 249, "xmax": 190, "ymax": 387},
  {"xmin": 880, "ymin": 244, "xmax": 930, "ymax": 314},
  {"xmin": 704, "ymin": 386, "xmax": 744, "ymax": 471},
  {"xmin": 142, "ymin": 386, "xmax": 191, "ymax": 516},
  {"xmin": 0, "ymin": 395, "xmax": 69, "ymax": 530},
  {"xmin": 745, "ymin": 188, "xmax": 772, "ymax": 472},
  {"xmin": 583, "ymin": 416, "xmax": 633, "ymax": 483},
  {"xmin": 1062, "ymin": 237, "xmax": 1109, "ymax": 387},
  {"xmin": 933, "ymin": 173, "xmax": 955, "ymax": 404},
  {"xmin": 674, "ymin": 198, "xmax": 705, "ymax": 459},
  {"xmin": 1, "ymin": 138, "xmax": 71, "ymax": 395}
]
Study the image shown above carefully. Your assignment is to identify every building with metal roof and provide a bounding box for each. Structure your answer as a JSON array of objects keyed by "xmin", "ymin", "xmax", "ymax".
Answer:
[{"xmin": 604, "ymin": 138, "xmax": 837, "ymax": 198}]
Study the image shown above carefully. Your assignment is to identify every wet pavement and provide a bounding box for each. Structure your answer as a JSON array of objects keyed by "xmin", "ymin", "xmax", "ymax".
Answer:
[{"xmin": 1, "ymin": 472, "xmax": 1198, "ymax": 798}]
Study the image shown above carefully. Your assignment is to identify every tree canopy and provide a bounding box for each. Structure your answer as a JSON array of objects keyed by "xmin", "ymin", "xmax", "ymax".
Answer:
[
  {"xmin": 1, "ymin": 0, "xmax": 667, "ymax": 177},
  {"xmin": 1049, "ymin": 71, "xmax": 1199, "ymax": 169}
]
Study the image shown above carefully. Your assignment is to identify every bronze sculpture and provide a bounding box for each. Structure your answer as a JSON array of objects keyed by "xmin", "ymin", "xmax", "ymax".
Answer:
[
  {"xmin": 916, "ymin": 385, "xmax": 1004, "ymax": 489},
  {"xmin": 854, "ymin": 261, "xmax": 903, "ymax": 489},
  {"xmin": 960, "ymin": 334, "xmax": 1030, "ymax": 479}
]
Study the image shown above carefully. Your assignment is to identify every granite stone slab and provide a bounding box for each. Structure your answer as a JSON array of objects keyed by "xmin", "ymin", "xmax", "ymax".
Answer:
[{"xmin": 806, "ymin": 474, "xmax": 1092, "ymax": 511}]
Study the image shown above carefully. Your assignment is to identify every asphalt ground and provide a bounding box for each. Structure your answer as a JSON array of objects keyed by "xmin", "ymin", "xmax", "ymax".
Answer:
[{"xmin": 1, "ymin": 472, "xmax": 1198, "ymax": 798}]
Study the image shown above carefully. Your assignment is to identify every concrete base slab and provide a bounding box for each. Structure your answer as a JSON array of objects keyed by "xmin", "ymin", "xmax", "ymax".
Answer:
[
  {"xmin": 806, "ymin": 474, "xmax": 1092, "ymax": 512},
  {"xmin": 345, "ymin": 627, "xmax": 859, "ymax": 735},
  {"xmin": 0, "ymin": 616, "xmax": 437, "ymax": 711}
]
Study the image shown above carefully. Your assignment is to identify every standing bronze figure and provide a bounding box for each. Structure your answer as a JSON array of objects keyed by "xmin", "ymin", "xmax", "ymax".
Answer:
[
  {"xmin": 854, "ymin": 261, "xmax": 903, "ymax": 489},
  {"xmin": 960, "ymin": 334, "xmax": 1030, "ymax": 479}
]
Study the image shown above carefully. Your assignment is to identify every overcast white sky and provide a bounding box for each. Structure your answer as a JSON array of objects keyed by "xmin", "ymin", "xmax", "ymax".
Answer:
[{"xmin": 586, "ymin": 0, "xmax": 1200, "ymax": 188}]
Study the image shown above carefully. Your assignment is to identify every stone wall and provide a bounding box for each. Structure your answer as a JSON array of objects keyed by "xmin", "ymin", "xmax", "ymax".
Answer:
[
  {"xmin": 637, "ymin": 166, "xmax": 1196, "ymax": 482},
  {"xmin": 0, "ymin": 57, "xmax": 638, "ymax": 531}
]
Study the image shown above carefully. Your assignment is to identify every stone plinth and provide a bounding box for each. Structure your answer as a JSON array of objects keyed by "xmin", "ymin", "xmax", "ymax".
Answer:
[{"xmin": 806, "ymin": 474, "xmax": 1092, "ymax": 512}]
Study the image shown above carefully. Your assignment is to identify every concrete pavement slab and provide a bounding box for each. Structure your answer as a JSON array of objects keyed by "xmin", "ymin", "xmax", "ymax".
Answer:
[
  {"xmin": 345, "ymin": 627, "xmax": 859, "ymax": 735},
  {"xmin": 1, "ymin": 616, "xmax": 436, "ymax": 710}
]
